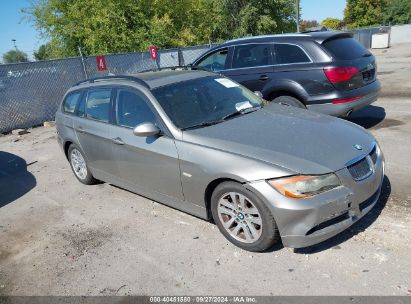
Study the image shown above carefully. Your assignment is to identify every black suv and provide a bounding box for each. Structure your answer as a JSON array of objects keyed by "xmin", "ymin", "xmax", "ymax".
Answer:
[{"xmin": 192, "ymin": 31, "xmax": 381, "ymax": 117}]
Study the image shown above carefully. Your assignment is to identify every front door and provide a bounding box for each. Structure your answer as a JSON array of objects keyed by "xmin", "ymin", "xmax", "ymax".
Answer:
[{"xmin": 110, "ymin": 87, "xmax": 183, "ymax": 200}]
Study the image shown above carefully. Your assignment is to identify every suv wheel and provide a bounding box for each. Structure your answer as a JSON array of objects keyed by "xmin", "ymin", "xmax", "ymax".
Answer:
[
  {"xmin": 211, "ymin": 181, "xmax": 280, "ymax": 252},
  {"xmin": 68, "ymin": 144, "xmax": 97, "ymax": 185},
  {"xmin": 272, "ymin": 96, "xmax": 305, "ymax": 108}
]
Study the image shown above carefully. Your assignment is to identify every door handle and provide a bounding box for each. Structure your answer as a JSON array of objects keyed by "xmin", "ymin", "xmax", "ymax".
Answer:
[
  {"xmin": 259, "ymin": 75, "xmax": 269, "ymax": 81},
  {"xmin": 112, "ymin": 137, "xmax": 125, "ymax": 145},
  {"xmin": 76, "ymin": 126, "xmax": 85, "ymax": 133}
]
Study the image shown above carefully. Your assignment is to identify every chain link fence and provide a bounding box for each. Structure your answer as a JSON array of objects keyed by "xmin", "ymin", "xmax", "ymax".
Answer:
[
  {"xmin": 0, "ymin": 45, "xmax": 211, "ymax": 133},
  {"xmin": 2, "ymin": 24, "xmax": 410, "ymax": 133},
  {"xmin": 350, "ymin": 26, "xmax": 391, "ymax": 49}
]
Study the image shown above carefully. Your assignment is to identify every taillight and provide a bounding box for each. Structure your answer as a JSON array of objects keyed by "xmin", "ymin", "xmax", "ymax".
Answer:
[
  {"xmin": 323, "ymin": 67, "xmax": 358, "ymax": 83},
  {"xmin": 332, "ymin": 96, "xmax": 363, "ymax": 104}
]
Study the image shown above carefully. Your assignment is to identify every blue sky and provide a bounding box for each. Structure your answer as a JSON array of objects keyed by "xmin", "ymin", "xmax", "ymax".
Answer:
[
  {"xmin": 0, "ymin": 0, "xmax": 346, "ymax": 61},
  {"xmin": 301, "ymin": 0, "xmax": 346, "ymax": 21},
  {"xmin": 0, "ymin": 0, "xmax": 46, "ymax": 61}
]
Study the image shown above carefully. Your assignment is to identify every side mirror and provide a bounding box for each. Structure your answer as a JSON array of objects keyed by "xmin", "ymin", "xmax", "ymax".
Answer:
[
  {"xmin": 254, "ymin": 91, "xmax": 263, "ymax": 98},
  {"xmin": 133, "ymin": 122, "xmax": 161, "ymax": 137}
]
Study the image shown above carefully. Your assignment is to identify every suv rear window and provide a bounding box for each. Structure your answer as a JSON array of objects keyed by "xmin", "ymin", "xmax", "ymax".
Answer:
[
  {"xmin": 274, "ymin": 44, "xmax": 311, "ymax": 64},
  {"xmin": 322, "ymin": 37, "xmax": 369, "ymax": 60}
]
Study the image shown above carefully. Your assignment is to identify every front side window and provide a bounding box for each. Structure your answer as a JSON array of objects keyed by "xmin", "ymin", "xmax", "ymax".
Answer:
[
  {"xmin": 274, "ymin": 44, "xmax": 311, "ymax": 64},
  {"xmin": 232, "ymin": 44, "xmax": 273, "ymax": 68},
  {"xmin": 115, "ymin": 89, "xmax": 156, "ymax": 128},
  {"xmin": 196, "ymin": 48, "xmax": 228, "ymax": 72},
  {"xmin": 85, "ymin": 89, "xmax": 112, "ymax": 122},
  {"xmin": 152, "ymin": 76, "xmax": 263, "ymax": 130},
  {"xmin": 63, "ymin": 92, "xmax": 81, "ymax": 114}
]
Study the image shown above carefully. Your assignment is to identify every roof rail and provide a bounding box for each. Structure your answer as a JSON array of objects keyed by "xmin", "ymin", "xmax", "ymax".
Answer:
[{"xmin": 74, "ymin": 75, "xmax": 150, "ymax": 88}]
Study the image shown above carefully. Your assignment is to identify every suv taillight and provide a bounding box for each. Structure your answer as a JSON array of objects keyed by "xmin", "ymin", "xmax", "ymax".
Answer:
[{"xmin": 323, "ymin": 67, "xmax": 358, "ymax": 83}]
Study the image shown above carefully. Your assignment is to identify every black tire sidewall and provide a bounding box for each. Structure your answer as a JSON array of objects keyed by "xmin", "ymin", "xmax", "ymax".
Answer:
[
  {"xmin": 210, "ymin": 181, "xmax": 279, "ymax": 252},
  {"xmin": 68, "ymin": 144, "xmax": 95, "ymax": 185}
]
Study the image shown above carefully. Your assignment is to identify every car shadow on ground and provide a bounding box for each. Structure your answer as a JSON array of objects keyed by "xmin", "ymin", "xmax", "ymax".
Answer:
[
  {"xmin": 0, "ymin": 151, "xmax": 37, "ymax": 208},
  {"xmin": 345, "ymin": 105, "xmax": 386, "ymax": 129},
  {"xmin": 291, "ymin": 175, "xmax": 391, "ymax": 254}
]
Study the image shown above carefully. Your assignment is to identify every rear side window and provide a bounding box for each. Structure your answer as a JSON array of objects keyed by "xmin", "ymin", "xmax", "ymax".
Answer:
[
  {"xmin": 196, "ymin": 48, "xmax": 228, "ymax": 72},
  {"xmin": 274, "ymin": 44, "xmax": 311, "ymax": 64},
  {"xmin": 232, "ymin": 44, "xmax": 273, "ymax": 68},
  {"xmin": 63, "ymin": 92, "xmax": 81, "ymax": 114},
  {"xmin": 85, "ymin": 89, "xmax": 112, "ymax": 122},
  {"xmin": 115, "ymin": 89, "xmax": 156, "ymax": 128},
  {"xmin": 322, "ymin": 37, "xmax": 368, "ymax": 60}
]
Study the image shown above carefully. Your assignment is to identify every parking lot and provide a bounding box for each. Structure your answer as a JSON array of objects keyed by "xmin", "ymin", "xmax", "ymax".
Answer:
[{"xmin": 1, "ymin": 44, "xmax": 411, "ymax": 296}]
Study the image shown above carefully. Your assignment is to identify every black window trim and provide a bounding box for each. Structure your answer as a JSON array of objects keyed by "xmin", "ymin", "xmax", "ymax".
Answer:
[
  {"xmin": 112, "ymin": 85, "xmax": 171, "ymax": 137},
  {"xmin": 220, "ymin": 42, "xmax": 313, "ymax": 71}
]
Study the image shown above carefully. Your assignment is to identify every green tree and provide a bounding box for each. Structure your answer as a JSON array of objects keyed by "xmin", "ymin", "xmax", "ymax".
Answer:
[
  {"xmin": 344, "ymin": 0, "xmax": 387, "ymax": 29},
  {"xmin": 384, "ymin": 0, "xmax": 411, "ymax": 25},
  {"xmin": 214, "ymin": 0, "xmax": 297, "ymax": 39},
  {"xmin": 24, "ymin": 0, "xmax": 297, "ymax": 57},
  {"xmin": 2, "ymin": 50, "xmax": 29, "ymax": 63},
  {"xmin": 321, "ymin": 17, "xmax": 344, "ymax": 30},
  {"xmin": 33, "ymin": 44, "xmax": 52, "ymax": 61}
]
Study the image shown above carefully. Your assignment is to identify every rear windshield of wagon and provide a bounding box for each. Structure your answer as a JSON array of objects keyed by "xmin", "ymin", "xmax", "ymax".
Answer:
[{"xmin": 322, "ymin": 37, "xmax": 370, "ymax": 60}]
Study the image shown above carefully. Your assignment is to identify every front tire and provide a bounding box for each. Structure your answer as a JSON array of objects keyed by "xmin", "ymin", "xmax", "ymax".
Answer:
[
  {"xmin": 211, "ymin": 181, "xmax": 279, "ymax": 252},
  {"xmin": 68, "ymin": 144, "xmax": 97, "ymax": 185},
  {"xmin": 272, "ymin": 96, "xmax": 306, "ymax": 109}
]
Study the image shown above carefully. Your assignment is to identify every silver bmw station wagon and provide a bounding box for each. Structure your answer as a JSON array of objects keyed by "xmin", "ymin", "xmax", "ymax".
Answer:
[{"xmin": 56, "ymin": 69, "xmax": 384, "ymax": 252}]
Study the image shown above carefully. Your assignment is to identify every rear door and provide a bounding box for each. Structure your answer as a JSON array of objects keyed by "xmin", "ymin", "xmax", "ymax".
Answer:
[
  {"xmin": 223, "ymin": 43, "xmax": 275, "ymax": 92},
  {"xmin": 110, "ymin": 87, "xmax": 184, "ymax": 200},
  {"xmin": 73, "ymin": 88, "xmax": 117, "ymax": 177}
]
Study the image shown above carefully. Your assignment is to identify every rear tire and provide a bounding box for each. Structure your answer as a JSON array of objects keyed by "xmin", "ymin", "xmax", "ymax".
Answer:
[
  {"xmin": 68, "ymin": 144, "xmax": 97, "ymax": 185},
  {"xmin": 272, "ymin": 96, "xmax": 306, "ymax": 109},
  {"xmin": 210, "ymin": 181, "xmax": 280, "ymax": 252}
]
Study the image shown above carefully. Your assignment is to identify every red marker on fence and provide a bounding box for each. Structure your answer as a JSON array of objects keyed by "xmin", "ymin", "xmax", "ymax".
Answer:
[
  {"xmin": 149, "ymin": 46, "xmax": 158, "ymax": 60},
  {"xmin": 96, "ymin": 55, "xmax": 107, "ymax": 72}
]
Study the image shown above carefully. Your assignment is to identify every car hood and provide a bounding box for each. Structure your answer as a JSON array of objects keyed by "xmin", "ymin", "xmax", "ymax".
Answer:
[{"xmin": 182, "ymin": 103, "xmax": 375, "ymax": 175}]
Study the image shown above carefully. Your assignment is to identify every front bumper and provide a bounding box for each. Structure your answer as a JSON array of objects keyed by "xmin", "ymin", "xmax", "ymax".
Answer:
[{"xmin": 246, "ymin": 147, "xmax": 385, "ymax": 248}]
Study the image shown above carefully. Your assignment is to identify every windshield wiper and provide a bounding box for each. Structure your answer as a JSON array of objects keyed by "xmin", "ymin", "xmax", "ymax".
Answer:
[
  {"xmin": 221, "ymin": 105, "xmax": 261, "ymax": 121},
  {"xmin": 181, "ymin": 106, "xmax": 262, "ymax": 131},
  {"xmin": 181, "ymin": 120, "xmax": 224, "ymax": 131}
]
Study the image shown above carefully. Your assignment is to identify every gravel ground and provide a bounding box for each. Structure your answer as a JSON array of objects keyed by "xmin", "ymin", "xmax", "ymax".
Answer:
[{"xmin": 0, "ymin": 44, "xmax": 411, "ymax": 296}]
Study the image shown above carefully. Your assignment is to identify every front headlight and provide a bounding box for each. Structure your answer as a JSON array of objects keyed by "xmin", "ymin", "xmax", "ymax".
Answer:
[{"xmin": 268, "ymin": 173, "xmax": 341, "ymax": 199}]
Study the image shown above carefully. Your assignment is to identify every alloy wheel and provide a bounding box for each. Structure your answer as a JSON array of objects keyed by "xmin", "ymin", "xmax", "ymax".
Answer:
[
  {"xmin": 217, "ymin": 192, "xmax": 263, "ymax": 243},
  {"xmin": 70, "ymin": 148, "xmax": 88, "ymax": 180}
]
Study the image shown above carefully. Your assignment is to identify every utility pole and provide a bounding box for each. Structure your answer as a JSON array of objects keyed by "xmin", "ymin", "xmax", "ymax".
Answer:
[
  {"xmin": 11, "ymin": 39, "xmax": 18, "ymax": 50},
  {"xmin": 78, "ymin": 45, "xmax": 89, "ymax": 80},
  {"xmin": 296, "ymin": 0, "xmax": 300, "ymax": 33}
]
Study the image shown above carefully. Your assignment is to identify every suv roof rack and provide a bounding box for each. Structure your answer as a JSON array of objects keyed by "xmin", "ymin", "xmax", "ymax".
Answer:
[{"xmin": 74, "ymin": 75, "xmax": 150, "ymax": 88}]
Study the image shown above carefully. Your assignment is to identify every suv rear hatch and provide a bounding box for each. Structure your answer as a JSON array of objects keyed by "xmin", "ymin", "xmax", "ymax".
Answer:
[{"xmin": 321, "ymin": 35, "xmax": 377, "ymax": 91}]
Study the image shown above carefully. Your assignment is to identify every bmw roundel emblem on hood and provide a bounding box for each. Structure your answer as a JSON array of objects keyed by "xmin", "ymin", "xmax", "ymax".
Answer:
[{"xmin": 353, "ymin": 144, "xmax": 363, "ymax": 151}]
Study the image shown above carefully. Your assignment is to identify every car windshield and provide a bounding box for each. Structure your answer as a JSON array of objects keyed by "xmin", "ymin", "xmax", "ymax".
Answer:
[{"xmin": 151, "ymin": 76, "xmax": 263, "ymax": 130}]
